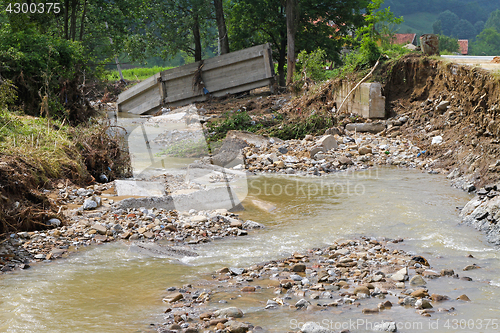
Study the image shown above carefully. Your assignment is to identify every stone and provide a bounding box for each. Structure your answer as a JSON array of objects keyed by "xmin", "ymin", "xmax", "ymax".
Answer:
[
  {"xmin": 143, "ymin": 231, "xmax": 154, "ymax": 239},
  {"xmin": 411, "ymin": 289, "xmax": 429, "ymax": 298},
  {"xmin": 228, "ymin": 218, "xmax": 243, "ymax": 228},
  {"xmin": 362, "ymin": 308, "xmax": 379, "ymax": 314},
  {"xmin": 325, "ymin": 127, "xmax": 343, "ymax": 136},
  {"xmin": 229, "ymin": 267, "xmax": 245, "ymax": 275},
  {"xmin": 191, "ymin": 216, "xmax": 208, "ymax": 224},
  {"xmin": 422, "ymin": 270, "xmax": 440, "ymax": 279},
  {"xmin": 358, "ymin": 146, "xmax": 372, "ymax": 155},
  {"xmin": 316, "ymin": 135, "xmax": 338, "ymax": 151},
  {"xmin": 47, "ymin": 218, "xmax": 61, "ymax": 227},
  {"xmin": 463, "ymin": 264, "xmax": 480, "ymax": 271},
  {"xmin": 301, "ymin": 322, "xmax": 333, "ymax": 333},
  {"xmin": 431, "ymin": 294, "xmax": 449, "ymax": 302},
  {"xmin": 440, "ymin": 269, "xmax": 455, "ymax": 276},
  {"xmin": 435, "ymin": 101, "xmax": 450, "ymax": 112},
  {"xmin": 431, "ymin": 136, "xmax": 443, "ymax": 145},
  {"xmin": 163, "ymin": 293, "xmax": 183, "ymax": 303},
  {"xmin": 274, "ymin": 160, "xmax": 285, "ymax": 169},
  {"xmin": 391, "ymin": 267, "xmax": 408, "ymax": 282},
  {"xmin": 354, "ymin": 286, "xmax": 370, "ymax": 296},
  {"xmin": 338, "ymin": 156, "xmax": 353, "ymax": 165},
  {"xmin": 409, "ymin": 275, "xmax": 426, "ymax": 286},
  {"xmin": 415, "ymin": 299, "xmax": 433, "ymax": 309},
  {"xmin": 243, "ymin": 220, "xmax": 265, "ymax": 229},
  {"xmin": 83, "ymin": 199, "xmax": 98, "ymax": 210},
  {"xmin": 215, "ymin": 307, "xmax": 244, "ymax": 318},
  {"xmin": 291, "ymin": 263, "xmax": 306, "ymax": 272},
  {"xmin": 218, "ymin": 267, "xmax": 230, "ymax": 274},
  {"xmin": 309, "ymin": 146, "xmax": 324, "ymax": 158},
  {"xmin": 212, "ymin": 137, "xmax": 248, "ymax": 167},
  {"xmin": 241, "ymin": 286, "xmax": 256, "ymax": 292},
  {"xmin": 226, "ymin": 320, "xmax": 249, "ymax": 333},
  {"xmin": 91, "ymin": 224, "xmax": 107, "ymax": 235},
  {"xmin": 295, "ymin": 299, "xmax": 311, "ymax": 309},
  {"xmin": 200, "ymin": 312, "xmax": 213, "ymax": 320},
  {"xmin": 457, "ymin": 294, "xmax": 470, "ymax": 301}
]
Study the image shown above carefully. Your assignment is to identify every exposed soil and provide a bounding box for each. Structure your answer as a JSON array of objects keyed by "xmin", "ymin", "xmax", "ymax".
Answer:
[
  {"xmin": 0, "ymin": 125, "xmax": 131, "ymax": 235},
  {"xmin": 379, "ymin": 54, "xmax": 500, "ymax": 188}
]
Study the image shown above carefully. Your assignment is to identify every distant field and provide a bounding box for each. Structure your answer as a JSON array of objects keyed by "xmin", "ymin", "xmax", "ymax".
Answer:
[
  {"xmin": 106, "ymin": 66, "xmax": 173, "ymax": 81},
  {"xmin": 396, "ymin": 12, "xmax": 438, "ymax": 34}
]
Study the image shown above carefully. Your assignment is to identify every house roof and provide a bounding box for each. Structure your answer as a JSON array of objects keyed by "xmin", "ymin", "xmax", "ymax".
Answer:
[
  {"xmin": 393, "ymin": 33, "xmax": 416, "ymax": 45},
  {"xmin": 458, "ymin": 39, "xmax": 468, "ymax": 55}
]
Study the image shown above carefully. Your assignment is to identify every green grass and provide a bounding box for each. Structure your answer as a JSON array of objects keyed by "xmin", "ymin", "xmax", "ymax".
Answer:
[
  {"xmin": 396, "ymin": 12, "xmax": 438, "ymax": 34},
  {"xmin": 106, "ymin": 66, "xmax": 174, "ymax": 81},
  {"xmin": 0, "ymin": 109, "xmax": 85, "ymax": 179}
]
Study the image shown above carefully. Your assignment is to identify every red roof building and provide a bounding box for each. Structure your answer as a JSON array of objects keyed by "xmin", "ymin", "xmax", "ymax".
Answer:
[
  {"xmin": 392, "ymin": 33, "xmax": 417, "ymax": 45},
  {"xmin": 458, "ymin": 39, "xmax": 468, "ymax": 55}
]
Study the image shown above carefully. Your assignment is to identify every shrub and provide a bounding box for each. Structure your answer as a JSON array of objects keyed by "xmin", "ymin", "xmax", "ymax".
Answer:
[
  {"xmin": 0, "ymin": 25, "xmax": 94, "ymax": 123},
  {"xmin": 295, "ymin": 48, "xmax": 328, "ymax": 83}
]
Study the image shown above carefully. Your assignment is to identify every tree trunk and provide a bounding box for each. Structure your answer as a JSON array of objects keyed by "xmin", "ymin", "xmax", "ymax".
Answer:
[
  {"xmin": 277, "ymin": 36, "xmax": 287, "ymax": 87},
  {"xmin": 193, "ymin": 14, "xmax": 203, "ymax": 62},
  {"xmin": 79, "ymin": 0, "xmax": 87, "ymax": 41},
  {"xmin": 64, "ymin": 0, "xmax": 69, "ymax": 40},
  {"xmin": 286, "ymin": 0, "xmax": 299, "ymax": 87},
  {"xmin": 70, "ymin": 0, "xmax": 78, "ymax": 41},
  {"xmin": 214, "ymin": 0, "xmax": 229, "ymax": 55}
]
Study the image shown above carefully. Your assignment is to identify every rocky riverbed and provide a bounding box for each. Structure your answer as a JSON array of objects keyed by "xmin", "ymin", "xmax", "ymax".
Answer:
[
  {"xmin": 152, "ymin": 237, "xmax": 477, "ymax": 333},
  {"xmin": 0, "ymin": 183, "xmax": 264, "ymax": 273}
]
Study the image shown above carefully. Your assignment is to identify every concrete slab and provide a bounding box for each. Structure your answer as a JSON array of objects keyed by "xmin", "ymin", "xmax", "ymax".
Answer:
[{"xmin": 114, "ymin": 180, "xmax": 166, "ymax": 197}]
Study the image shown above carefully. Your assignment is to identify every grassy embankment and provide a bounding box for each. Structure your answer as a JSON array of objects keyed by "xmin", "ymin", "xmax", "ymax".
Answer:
[{"xmin": 0, "ymin": 110, "xmax": 131, "ymax": 234}]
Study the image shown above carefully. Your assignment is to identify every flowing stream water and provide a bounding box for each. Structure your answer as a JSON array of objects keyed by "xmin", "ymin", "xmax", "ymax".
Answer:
[{"xmin": 2, "ymin": 168, "xmax": 500, "ymax": 332}]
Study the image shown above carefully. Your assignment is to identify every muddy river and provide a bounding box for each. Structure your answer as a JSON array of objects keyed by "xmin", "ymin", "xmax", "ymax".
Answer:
[{"xmin": 2, "ymin": 168, "xmax": 500, "ymax": 332}]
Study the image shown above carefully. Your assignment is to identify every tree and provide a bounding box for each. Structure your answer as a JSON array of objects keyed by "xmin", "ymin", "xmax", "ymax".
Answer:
[
  {"xmin": 214, "ymin": 0, "xmax": 229, "ymax": 54},
  {"xmin": 485, "ymin": 9, "xmax": 500, "ymax": 33},
  {"xmin": 286, "ymin": 0, "xmax": 299, "ymax": 86},
  {"xmin": 228, "ymin": 0, "xmax": 287, "ymax": 86},
  {"xmin": 438, "ymin": 34, "xmax": 459, "ymax": 53},
  {"xmin": 470, "ymin": 28, "xmax": 500, "ymax": 56},
  {"xmin": 132, "ymin": 0, "xmax": 216, "ymax": 63},
  {"xmin": 474, "ymin": 21, "xmax": 485, "ymax": 36},
  {"xmin": 437, "ymin": 10, "xmax": 459, "ymax": 36},
  {"xmin": 228, "ymin": 0, "xmax": 369, "ymax": 87},
  {"xmin": 452, "ymin": 19, "xmax": 476, "ymax": 40},
  {"xmin": 433, "ymin": 20, "xmax": 442, "ymax": 35}
]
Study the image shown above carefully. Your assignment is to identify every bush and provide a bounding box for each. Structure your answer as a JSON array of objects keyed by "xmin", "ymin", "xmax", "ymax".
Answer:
[
  {"xmin": 295, "ymin": 48, "xmax": 328, "ymax": 83},
  {"xmin": 438, "ymin": 34, "xmax": 459, "ymax": 53},
  {"xmin": 0, "ymin": 25, "xmax": 95, "ymax": 123}
]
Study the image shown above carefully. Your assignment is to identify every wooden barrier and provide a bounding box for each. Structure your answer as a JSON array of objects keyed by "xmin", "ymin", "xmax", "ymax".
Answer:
[{"xmin": 117, "ymin": 44, "xmax": 275, "ymax": 115}]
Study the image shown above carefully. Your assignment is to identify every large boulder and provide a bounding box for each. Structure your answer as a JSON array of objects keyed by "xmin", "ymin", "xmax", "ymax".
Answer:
[{"xmin": 211, "ymin": 137, "xmax": 248, "ymax": 167}]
